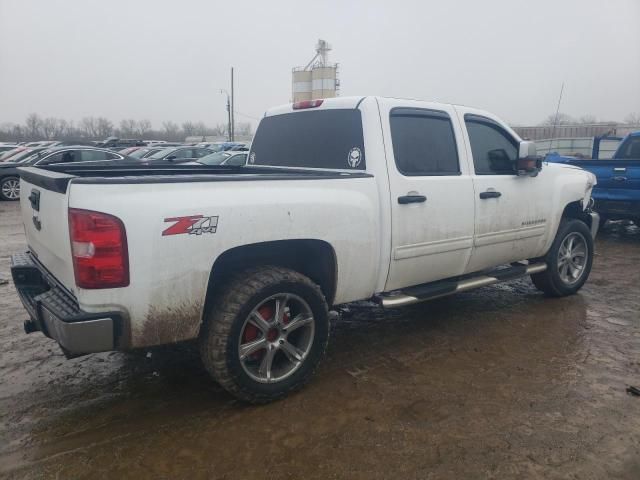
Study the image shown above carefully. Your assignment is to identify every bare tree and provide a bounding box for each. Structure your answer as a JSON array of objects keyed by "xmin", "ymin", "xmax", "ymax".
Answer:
[
  {"xmin": 625, "ymin": 113, "xmax": 640, "ymax": 125},
  {"xmin": 540, "ymin": 112, "xmax": 575, "ymax": 126},
  {"xmin": 136, "ymin": 119, "xmax": 152, "ymax": 137},
  {"xmin": 235, "ymin": 122, "xmax": 253, "ymax": 136},
  {"xmin": 80, "ymin": 117, "xmax": 100, "ymax": 138},
  {"xmin": 25, "ymin": 113, "xmax": 43, "ymax": 139},
  {"xmin": 578, "ymin": 115, "xmax": 597, "ymax": 124},
  {"xmin": 182, "ymin": 121, "xmax": 196, "ymax": 137},
  {"xmin": 96, "ymin": 117, "xmax": 114, "ymax": 138},
  {"xmin": 119, "ymin": 119, "xmax": 138, "ymax": 137},
  {"xmin": 162, "ymin": 121, "xmax": 180, "ymax": 141}
]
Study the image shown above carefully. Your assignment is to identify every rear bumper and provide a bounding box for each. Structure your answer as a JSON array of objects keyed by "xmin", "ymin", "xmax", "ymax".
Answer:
[{"xmin": 10, "ymin": 252, "xmax": 121, "ymax": 356}]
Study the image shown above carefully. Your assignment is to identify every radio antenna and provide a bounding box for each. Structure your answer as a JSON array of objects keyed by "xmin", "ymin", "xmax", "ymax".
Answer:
[{"xmin": 549, "ymin": 82, "xmax": 565, "ymax": 153}]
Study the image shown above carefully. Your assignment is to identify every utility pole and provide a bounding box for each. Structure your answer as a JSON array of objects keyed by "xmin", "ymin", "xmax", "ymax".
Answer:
[
  {"xmin": 221, "ymin": 89, "xmax": 231, "ymax": 142},
  {"xmin": 230, "ymin": 67, "xmax": 235, "ymax": 142}
]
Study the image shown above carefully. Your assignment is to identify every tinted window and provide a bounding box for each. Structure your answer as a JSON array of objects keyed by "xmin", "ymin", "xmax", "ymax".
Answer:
[
  {"xmin": 81, "ymin": 150, "xmax": 119, "ymax": 161},
  {"xmin": 44, "ymin": 150, "xmax": 78, "ymax": 164},
  {"xmin": 173, "ymin": 149, "xmax": 193, "ymax": 159},
  {"xmin": 226, "ymin": 153, "xmax": 247, "ymax": 166},
  {"xmin": 617, "ymin": 136, "xmax": 640, "ymax": 159},
  {"xmin": 250, "ymin": 109, "xmax": 365, "ymax": 170},
  {"xmin": 194, "ymin": 148, "xmax": 212, "ymax": 158},
  {"xmin": 465, "ymin": 116, "xmax": 518, "ymax": 174},
  {"xmin": 390, "ymin": 109, "xmax": 459, "ymax": 175}
]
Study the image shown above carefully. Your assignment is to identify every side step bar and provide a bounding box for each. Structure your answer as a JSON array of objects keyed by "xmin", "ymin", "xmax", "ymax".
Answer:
[{"xmin": 377, "ymin": 262, "xmax": 547, "ymax": 308}]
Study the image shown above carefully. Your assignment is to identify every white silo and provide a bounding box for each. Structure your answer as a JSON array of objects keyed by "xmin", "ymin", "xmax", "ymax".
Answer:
[
  {"xmin": 292, "ymin": 39, "xmax": 339, "ymax": 102},
  {"xmin": 311, "ymin": 66, "xmax": 337, "ymax": 99},
  {"xmin": 292, "ymin": 68, "xmax": 313, "ymax": 102}
]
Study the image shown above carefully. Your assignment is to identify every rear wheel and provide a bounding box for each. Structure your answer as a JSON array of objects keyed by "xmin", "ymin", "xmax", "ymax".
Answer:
[
  {"xmin": 200, "ymin": 266, "xmax": 329, "ymax": 403},
  {"xmin": 0, "ymin": 176, "xmax": 20, "ymax": 201},
  {"xmin": 531, "ymin": 219, "xmax": 594, "ymax": 297}
]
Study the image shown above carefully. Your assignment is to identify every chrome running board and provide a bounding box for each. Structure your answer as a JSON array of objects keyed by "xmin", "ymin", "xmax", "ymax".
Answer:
[{"xmin": 378, "ymin": 262, "xmax": 547, "ymax": 308}]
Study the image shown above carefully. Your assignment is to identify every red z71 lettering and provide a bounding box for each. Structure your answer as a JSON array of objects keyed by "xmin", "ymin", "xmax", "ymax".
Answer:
[{"xmin": 163, "ymin": 215, "xmax": 218, "ymax": 236}]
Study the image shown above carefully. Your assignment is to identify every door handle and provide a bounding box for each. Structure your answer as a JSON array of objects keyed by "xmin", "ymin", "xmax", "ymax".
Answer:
[
  {"xmin": 612, "ymin": 176, "xmax": 627, "ymax": 182},
  {"xmin": 479, "ymin": 191, "xmax": 502, "ymax": 199},
  {"xmin": 398, "ymin": 194, "xmax": 427, "ymax": 204}
]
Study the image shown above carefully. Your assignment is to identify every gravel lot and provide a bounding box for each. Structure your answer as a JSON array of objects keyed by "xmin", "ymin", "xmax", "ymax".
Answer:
[{"xmin": 1, "ymin": 199, "xmax": 639, "ymax": 479}]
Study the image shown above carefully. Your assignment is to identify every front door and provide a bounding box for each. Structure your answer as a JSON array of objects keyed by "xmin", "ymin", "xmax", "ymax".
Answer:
[
  {"xmin": 379, "ymin": 99, "xmax": 476, "ymax": 291},
  {"xmin": 456, "ymin": 108, "xmax": 552, "ymax": 272}
]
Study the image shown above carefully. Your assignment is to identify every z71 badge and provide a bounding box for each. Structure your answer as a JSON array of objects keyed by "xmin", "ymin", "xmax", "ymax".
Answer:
[{"xmin": 162, "ymin": 215, "xmax": 219, "ymax": 236}]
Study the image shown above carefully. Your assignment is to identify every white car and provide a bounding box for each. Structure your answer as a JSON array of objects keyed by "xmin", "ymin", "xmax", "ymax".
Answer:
[{"xmin": 12, "ymin": 96, "xmax": 598, "ymax": 403}]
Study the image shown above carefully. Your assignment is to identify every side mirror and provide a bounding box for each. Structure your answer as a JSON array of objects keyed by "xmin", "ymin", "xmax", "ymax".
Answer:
[
  {"xmin": 516, "ymin": 141, "xmax": 543, "ymax": 177},
  {"xmin": 166, "ymin": 155, "xmax": 177, "ymax": 161}
]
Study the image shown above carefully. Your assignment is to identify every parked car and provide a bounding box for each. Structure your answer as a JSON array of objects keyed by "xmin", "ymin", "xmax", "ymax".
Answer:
[
  {"xmin": 95, "ymin": 137, "xmax": 146, "ymax": 150},
  {"xmin": 143, "ymin": 146, "xmax": 214, "ymax": 163},
  {"xmin": 0, "ymin": 146, "xmax": 31, "ymax": 162},
  {"xmin": 0, "ymin": 144, "xmax": 19, "ymax": 155},
  {"xmin": 189, "ymin": 150, "xmax": 248, "ymax": 166},
  {"xmin": 0, "ymin": 146, "xmax": 127, "ymax": 200},
  {"xmin": 11, "ymin": 96, "xmax": 598, "ymax": 403},
  {"xmin": 546, "ymin": 131, "xmax": 640, "ymax": 226},
  {"xmin": 197, "ymin": 141, "xmax": 248, "ymax": 152}
]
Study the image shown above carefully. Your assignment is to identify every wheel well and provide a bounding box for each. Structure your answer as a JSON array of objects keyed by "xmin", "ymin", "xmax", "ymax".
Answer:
[
  {"xmin": 561, "ymin": 200, "xmax": 591, "ymax": 228},
  {"xmin": 204, "ymin": 240, "xmax": 338, "ymax": 315}
]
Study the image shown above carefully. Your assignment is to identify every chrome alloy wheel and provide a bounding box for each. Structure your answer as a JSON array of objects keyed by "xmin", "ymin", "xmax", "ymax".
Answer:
[
  {"xmin": 1, "ymin": 178, "xmax": 20, "ymax": 200},
  {"xmin": 238, "ymin": 293, "xmax": 315, "ymax": 383},
  {"xmin": 557, "ymin": 231, "xmax": 588, "ymax": 285}
]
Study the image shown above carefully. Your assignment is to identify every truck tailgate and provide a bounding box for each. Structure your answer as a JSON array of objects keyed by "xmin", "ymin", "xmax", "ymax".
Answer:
[
  {"xmin": 565, "ymin": 160, "xmax": 640, "ymax": 200},
  {"xmin": 18, "ymin": 168, "xmax": 76, "ymax": 291}
]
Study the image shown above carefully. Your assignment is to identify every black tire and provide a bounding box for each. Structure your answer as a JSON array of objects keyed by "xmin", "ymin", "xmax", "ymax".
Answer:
[
  {"xmin": 199, "ymin": 266, "xmax": 329, "ymax": 404},
  {"xmin": 0, "ymin": 176, "xmax": 20, "ymax": 201},
  {"xmin": 531, "ymin": 219, "xmax": 594, "ymax": 297}
]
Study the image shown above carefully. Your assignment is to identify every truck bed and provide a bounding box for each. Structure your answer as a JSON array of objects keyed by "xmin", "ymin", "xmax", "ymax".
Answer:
[{"xmin": 20, "ymin": 164, "xmax": 371, "ymax": 192}]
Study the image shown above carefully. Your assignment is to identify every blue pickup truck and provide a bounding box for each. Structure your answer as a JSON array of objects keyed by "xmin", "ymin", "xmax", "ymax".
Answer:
[{"xmin": 547, "ymin": 131, "xmax": 640, "ymax": 227}]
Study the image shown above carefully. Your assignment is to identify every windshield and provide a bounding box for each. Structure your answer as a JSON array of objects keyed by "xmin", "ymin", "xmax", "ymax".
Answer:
[
  {"xmin": 249, "ymin": 109, "xmax": 366, "ymax": 170},
  {"xmin": 197, "ymin": 151, "xmax": 232, "ymax": 165},
  {"xmin": 147, "ymin": 147, "xmax": 175, "ymax": 159},
  {"xmin": 130, "ymin": 148, "xmax": 159, "ymax": 158}
]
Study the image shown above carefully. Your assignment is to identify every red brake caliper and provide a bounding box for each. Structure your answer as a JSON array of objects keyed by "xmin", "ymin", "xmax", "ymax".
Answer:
[{"xmin": 243, "ymin": 304, "xmax": 274, "ymax": 360}]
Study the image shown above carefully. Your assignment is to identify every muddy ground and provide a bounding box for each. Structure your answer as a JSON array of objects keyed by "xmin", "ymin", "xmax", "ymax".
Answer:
[{"xmin": 0, "ymin": 200, "xmax": 639, "ymax": 479}]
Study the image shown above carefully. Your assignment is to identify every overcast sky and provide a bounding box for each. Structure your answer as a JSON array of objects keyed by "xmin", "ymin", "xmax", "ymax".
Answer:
[{"xmin": 1, "ymin": 0, "xmax": 639, "ymax": 130}]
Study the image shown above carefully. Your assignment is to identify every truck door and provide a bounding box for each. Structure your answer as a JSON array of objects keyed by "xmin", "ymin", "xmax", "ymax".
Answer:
[
  {"xmin": 378, "ymin": 99, "xmax": 476, "ymax": 291},
  {"xmin": 456, "ymin": 108, "xmax": 552, "ymax": 272}
]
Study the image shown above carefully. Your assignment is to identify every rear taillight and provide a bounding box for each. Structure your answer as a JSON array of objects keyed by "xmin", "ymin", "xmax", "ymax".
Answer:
[
  {"xmin": 292, "ymin": 99, "xmax": 324, "ymax": 110},
  {"xmin": 68, "ymin": 208, "xmax": 129, "ymax": 289}
]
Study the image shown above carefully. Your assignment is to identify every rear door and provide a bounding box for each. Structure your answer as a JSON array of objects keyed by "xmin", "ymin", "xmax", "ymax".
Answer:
[{"xmin": 378, "ymin": 99, "xmax": 476, "ymax": 291}]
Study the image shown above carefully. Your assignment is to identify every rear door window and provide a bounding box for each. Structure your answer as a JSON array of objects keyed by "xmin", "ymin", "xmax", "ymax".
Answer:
[
  {"xmin": 390, "ymin": 108, "xmax": 460, "ymax": 176},
  {"xmin": 249, "ymin": 109, "xmax": 365, "ymax": 170}
]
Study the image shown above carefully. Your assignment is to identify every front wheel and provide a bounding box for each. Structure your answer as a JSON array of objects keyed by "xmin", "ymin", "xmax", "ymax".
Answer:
[
  {"xmin": 0, "ymin": 176, "xmax": 20, "ymax": 201},
  {"xmin": 531, "ymin": 219, "xmax": 594, "ymax": 297},
  {"xmin": 200, "ymin": 266, "xmax": 329, "ymax": 403}
]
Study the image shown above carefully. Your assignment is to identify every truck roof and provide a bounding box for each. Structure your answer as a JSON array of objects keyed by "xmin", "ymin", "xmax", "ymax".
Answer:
[{"xmin": 264, "ymin": 96, "xmax": 479, "ymax": 117}]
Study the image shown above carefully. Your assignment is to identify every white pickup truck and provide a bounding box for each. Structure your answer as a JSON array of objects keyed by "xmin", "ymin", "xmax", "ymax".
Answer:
[{"xmin": 11, "ymin": 96, "xmax": 599, "ymax": 403}]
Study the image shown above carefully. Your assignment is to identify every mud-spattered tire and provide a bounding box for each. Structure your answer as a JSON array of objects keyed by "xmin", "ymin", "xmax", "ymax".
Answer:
[
  {"xmin": 531, "ymin": 219, "xmax": 594, "ymax": 297},
  {"xmin": 200, "ymin": 266, "xmax": 329, "ymax": 404}
]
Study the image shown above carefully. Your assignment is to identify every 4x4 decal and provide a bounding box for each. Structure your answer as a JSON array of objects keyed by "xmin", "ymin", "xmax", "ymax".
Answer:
[{"xmin": 162, "ymin": 215, "xmax": 218, "ymax": 236}]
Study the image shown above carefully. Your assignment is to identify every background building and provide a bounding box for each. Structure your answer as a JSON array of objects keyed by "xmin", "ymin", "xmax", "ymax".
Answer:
[{"xmin": 292, "ymin": 40, "xmax": 339, "ymax": 102}]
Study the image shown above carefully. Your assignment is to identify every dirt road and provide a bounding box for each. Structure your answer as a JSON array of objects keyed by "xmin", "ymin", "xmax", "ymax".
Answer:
[{"xmin": 1, "ymin": 200, "xmax": 639, "ymax": 479}]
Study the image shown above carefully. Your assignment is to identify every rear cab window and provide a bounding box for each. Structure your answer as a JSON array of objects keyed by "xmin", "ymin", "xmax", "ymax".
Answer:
[
  {"xmin": 249, "ymin": 109, "xmax": 366, "ymax": 170},
  {"xmin": 389, "ymin": 108, "xmax": 460, "ymax": 176}
]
